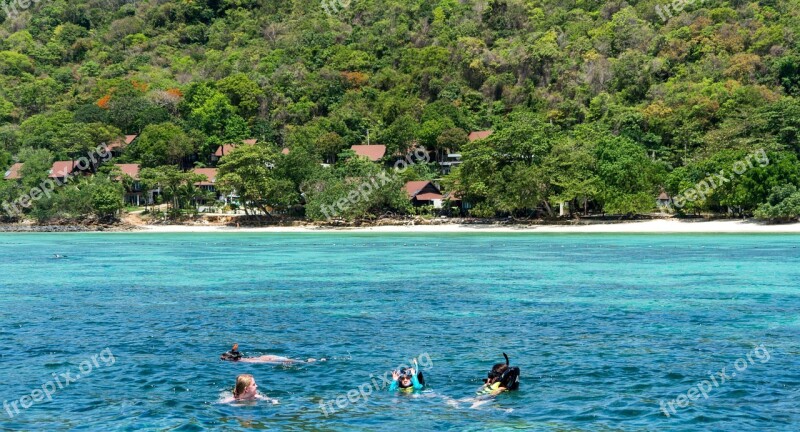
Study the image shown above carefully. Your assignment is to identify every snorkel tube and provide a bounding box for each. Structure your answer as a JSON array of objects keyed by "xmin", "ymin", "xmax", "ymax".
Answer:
[
  {"xmin": 414, "ymin": 358, "xmax": 425, "ymax": 386},
  {"xmin": 480, "ymin": 352, "xmax": 520, "ymax": 393}
]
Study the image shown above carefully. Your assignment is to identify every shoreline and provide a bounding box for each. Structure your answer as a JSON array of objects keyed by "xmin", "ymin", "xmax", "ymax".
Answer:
[
  {"xmin": 3, "ymin": 219, "xmax": 800, "ymax": 234},
  {"xmin": 135, "ymin": 219, "xmax": 800, "ymax": 233}
]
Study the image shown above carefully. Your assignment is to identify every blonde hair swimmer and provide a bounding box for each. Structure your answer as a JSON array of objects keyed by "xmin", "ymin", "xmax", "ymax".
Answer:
[
  {"xmin": 225, "ymin": 374, "xmax": 278, "ymax": 404},
  {"xmin": 220, "ymin": 344, "xmax": 325, "ymax": 364}
]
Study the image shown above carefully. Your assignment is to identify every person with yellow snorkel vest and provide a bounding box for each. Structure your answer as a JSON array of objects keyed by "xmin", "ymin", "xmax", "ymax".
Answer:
[{"xmin": 476, "ymin": 353, "xmax": 520, "ymax": 396}]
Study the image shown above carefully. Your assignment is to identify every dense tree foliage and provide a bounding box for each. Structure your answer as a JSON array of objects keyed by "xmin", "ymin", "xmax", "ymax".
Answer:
[{"xmin": 1, "ymin": 0, "xmax": 799, "ymax": 221}]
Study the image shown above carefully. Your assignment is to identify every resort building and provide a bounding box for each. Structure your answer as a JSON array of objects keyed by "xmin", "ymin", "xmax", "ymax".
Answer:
[
  {"xmin": 468, "ymin": 130, "xmax": 493, "ymax": 142},
  {"xmin": 350, "ymin": 144, "xmax": 386, "ymax": 162},
  {"xmin": 193, "ymin": 168, "xmax": 218, "ymax": 192},
  {"xmin": 48, "ymin": 161, "xmax": 81, "ymax": 183},
  {"xmin": 114, "ymin": 164, "xmax": 145, "ymax": 206},
  {"xmin": 211, "ymin": 139, "xmax": 257, "ymax": 162},
  {"xmin": 107, "ymin": 134, "xmax": 138, "ymax": 158},
  {"xmin": 192, "ymin": 167, "xmax": 238, "ymax": 205},
  {"xmin": 439, "ymin": 152, "xmax": 462, "ymax": 174},
  {"xmin": 3, "ymin": 163, "xmax": 23, "ymax": 180},
  {"xmin": 405, "ymin": 180, "xmax": 444, "ymax": 209},
  {"xmin": 657, "ymin": 192, "xmax": 672, "ymax": 209}
]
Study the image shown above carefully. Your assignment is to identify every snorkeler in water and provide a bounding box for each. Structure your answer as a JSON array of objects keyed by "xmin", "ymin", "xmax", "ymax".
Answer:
[
  {"xmin": 389, "ymin": 359, "xmax": 425, "ymax": 392},
  {"xmin": 389, "ymin": 368, "xmax": 424, "ymax": 392},
  {"xmin": 221, "ymin": 374, "xmax": 278, "ymax": 404},
  {"xmin": 220, "ymin": 344, "xmax": 324, "ymax": 364},
  {"xmin": 476, "ymin": 353, "xmax": 520, "ymax": 396},
  {"xmin": 221, "ymin": 344, "xmax": 244, "ymax": 361}
]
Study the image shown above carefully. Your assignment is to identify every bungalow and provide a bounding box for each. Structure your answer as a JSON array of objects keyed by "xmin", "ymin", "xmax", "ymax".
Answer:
[
  {"xmin": 657, "ymin": 192, "xmax": 672, "ymax": 209},
  {"xmin": 48, "ymin": 161, "xmax": 82, "ymax": 183},
  {"xmin": 114, "ymin": 164, "xmax": 145, "ymax": 206},
  {"xmin": 3, "ymin": 162, "xmax": 23, "ymax": 180},
  {"xmin": 193, "ymin": 168, "xmax": 218, "ymax": 192},
  {"xmin": 468, "ymin": 130, "xmax": 493, "ymax": 142},
  {"xmin": 405, "ymin": 180, "xmax": 444, "ymax": 209},
  {"xmin": 350, "ymin": 144, "xmax": 386, "ymax": 162},
  {"xmin": 107, "ymin": 134, "xmax": 138, "ymax": 158},
  {"xmin": 211, "ymin": 139, "xmax": 257, "ymax": 162}
]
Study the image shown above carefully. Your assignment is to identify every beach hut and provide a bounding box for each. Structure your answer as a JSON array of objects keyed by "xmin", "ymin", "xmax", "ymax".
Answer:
[{"xmin": 405, "ymin": 181, "xmax": 444, "ymax": 209}]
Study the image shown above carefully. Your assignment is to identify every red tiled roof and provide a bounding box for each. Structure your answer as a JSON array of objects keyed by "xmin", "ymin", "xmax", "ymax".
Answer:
[
  {"xmin": 415, "ymin": 192, "xmax": 443, "ymax": 201},
  {"xmin": 443, "ymin": 191, "xmax": 462, "ymax": 201},
  {"xmin": 468, "ymin": 130, "xmax": 493, "ymax": 142},
  {"xmin": 405, "ymin": 181, "xmax": 430, "ymax": 198},
  {"xmin": 49, "ymin": 161, "xmax": 78, "ymax": 178},
  {"xmin": 107, "ymin": 134, "xmax": 138, "ymax": 151},
  {"xmin": 4, "ymin": 163, "xmax": 23, "ymax": 180},
  {"xmin": 351, "ymin": 145, "xmax": 386, "ymax": 161},
  {"xmin": 281, "ymin": 148, "xmax": 290, "ymax": 155},
  {"xmin": 193, "ymin": 168, "xmax": 218, "ymax": 186},
  {"xmin": 214, "ymin": 139, "xmax": 257, "ymax": 157},
  {"xmin": 404, "ymin": 180, "xmax": 442, "ymax": 199},
  {"xmin": 115, "ymin": 164, "xmax": 140, "ymax": 180}
]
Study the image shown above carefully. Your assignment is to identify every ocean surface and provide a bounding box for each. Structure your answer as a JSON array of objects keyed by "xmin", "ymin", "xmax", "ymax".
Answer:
[{"xmin": 0, "ymin": 233, "xmax": 798, "ymax": 431}]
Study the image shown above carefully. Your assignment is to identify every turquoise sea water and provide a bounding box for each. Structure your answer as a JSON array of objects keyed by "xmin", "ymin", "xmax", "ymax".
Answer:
[{"xmin": 0, "ymin": 233, "xmax": 798, "ymax": 431}]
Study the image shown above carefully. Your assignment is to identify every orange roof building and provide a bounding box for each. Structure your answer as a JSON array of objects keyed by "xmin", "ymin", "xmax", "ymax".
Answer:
[
  {"xmin": 405, "ymin": 180, "xmax": 444, "ymax": 208},
  {"xmin": 107, "ymin": 135, "xmax": 138, "ymax": 152},
  {"xmin": 468, "ymin": 130, "xmax": 493, "ymax": 142},
  {"xmin": 4, "ymin": 163, "xmax": 23, "ymax": 180},
  {"xmin": 49, "ymin": 161, "xmax": 79, "ymax": 179},
  {"xmin": 193, "ymin": 168, "xmax": 218, "ymax": 187},
  {"xmin": 115, "ymin": 164, "xmax": 141, "ymax": 180},
  {"xmin": 351, "ymin": 145, "xmax": 386, "ymax": 161},
  {"xmin": 213, "ymin": 139, "xmax": 257, "ymax": 158}
]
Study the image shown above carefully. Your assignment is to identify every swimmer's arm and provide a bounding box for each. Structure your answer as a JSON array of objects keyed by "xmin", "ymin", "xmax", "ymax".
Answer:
[
  {"xmin": 388, "ymin": 379, "xmax": 399, "ymax": 391},
  {"xmin": 411, "ymin": 373, "xmax": 423, "ymax": 390}
]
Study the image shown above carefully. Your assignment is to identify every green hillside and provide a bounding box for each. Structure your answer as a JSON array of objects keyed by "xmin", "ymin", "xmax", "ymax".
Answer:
[{"xmin": 1, "ymin": 0, "xmax": 800, "ymax": 221}]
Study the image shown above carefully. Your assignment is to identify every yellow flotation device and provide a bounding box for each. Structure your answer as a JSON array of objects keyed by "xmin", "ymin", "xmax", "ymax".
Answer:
[{"xmin": 476, "ymin": 382, "xmax": 501, "ymax": 396}]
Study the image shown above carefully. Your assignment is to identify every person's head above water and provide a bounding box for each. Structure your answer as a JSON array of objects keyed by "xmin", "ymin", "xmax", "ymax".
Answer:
[
  {"xmin": 233, "ymin": 374, "xmax": 258, "ymax": 400},
  {"xmin": 485, "ymin": 363, "xmax": 508, "ymax": 384},
  {"xmin": 221, "ymin": 343, "xmax": 243, "ymax": 361},
  {"xmin": 481, "ymin": 353, "xmax": 520, "ymax": 392},
  {"xmin": 398, "ymin": 369, "xmax": 413, "ymax": 388}
]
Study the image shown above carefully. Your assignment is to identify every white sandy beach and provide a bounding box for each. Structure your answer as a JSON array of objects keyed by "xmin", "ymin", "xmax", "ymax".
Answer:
[{"xmin": 137, "ymin": 219, "xmax": 800, "ymax": 234}]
